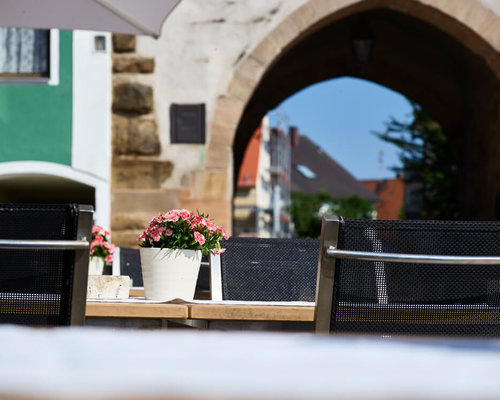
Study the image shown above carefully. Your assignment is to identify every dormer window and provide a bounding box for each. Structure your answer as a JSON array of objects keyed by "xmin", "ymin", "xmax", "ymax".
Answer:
[{"xmin": 295, "ymin": 164, "xmax": 317, "ymax": 179}]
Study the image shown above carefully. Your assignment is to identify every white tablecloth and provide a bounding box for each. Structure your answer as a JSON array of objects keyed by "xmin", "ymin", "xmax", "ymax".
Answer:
[
  {"xmin": 0, "ymin": 325, "xmax": 499, "ymax": 399},
  {"xmin": 87, "ymin": 297, "xmax": 315, "ymax": 306}
]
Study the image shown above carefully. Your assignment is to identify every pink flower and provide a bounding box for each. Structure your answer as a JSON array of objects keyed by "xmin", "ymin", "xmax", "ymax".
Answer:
[
  {"xmin": 179, "ymin": 209, "xmax": 191, "ymax": 221},
  {"xmin": 194, "ymin": 231, "xmax": 205, "ymax": 245},
  {"xmin": 93, "ymin": 235, "xmax": 105, "ymax": 245},
  {"xmin": 137, "ymin": 209, "xmax": 228, "ymax": 255},
  {"xmin": 217, "ymin": 227, "xmax": 230, "ymax": 240},
  {"xmin": 152, "ymin": 215, "xmax": 164, "ymax": 223},
  {"xmin": 164, "ymin": 210, "xmax": 180, "ymax": 222},
  {"xmin": 215, "ymin": 248, "xmax": 226, "ymax": 255},
  {"xmin": 204, "ymin": 220, "xmax": 216, "ymax": 233},
  {"xmin": 198, "ymin": 218, "xmax": 208, "ymax": 227},
  {"xmin": 92, "ymin": 225, "xmax": 103, "ymax": 234},
  {"xmin": 104, "ymin": 242, "xmax": 116, "ymax": 254},
  {"xmin": 91, "ymin": 225, "xmax": 116, "ymax": 263}
]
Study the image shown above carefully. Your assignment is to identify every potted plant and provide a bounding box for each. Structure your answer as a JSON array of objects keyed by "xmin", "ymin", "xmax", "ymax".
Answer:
[
  {"xmin": 89, "ymin": 225, "xmax": 116, "ymax": 275},
  {"xmin": 137, "ymin": 209, "xmax": 229, "ymax": 301}
]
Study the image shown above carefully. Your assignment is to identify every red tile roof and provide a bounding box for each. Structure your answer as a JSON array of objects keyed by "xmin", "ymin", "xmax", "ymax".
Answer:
[
  {"xmin": 362, "ymin": 175, "xmax": 405, "ymax": 219},
  {"xmin": 237, "ymin": 124, "xmax": 262, "ymax": 187},
  {"xmin": 291, "ymin": 134, "xmax": 378, "ymax": 202}
]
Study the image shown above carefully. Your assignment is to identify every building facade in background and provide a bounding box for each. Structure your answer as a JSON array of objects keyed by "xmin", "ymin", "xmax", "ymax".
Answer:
[
  {"xmin": 234, "ymin": 124, "xmax": 380, "ymax": 237},
  {"xmin": 362, "ymin": 174, "xmax": 405, "ymax": 219},
  {"xmin": 0, "ymin": 28, "xmax": 112, "ymax": 228},
  {"xmin": 233, "ymin": 117, "xmax": 293, "ymax": 238},
  {"xmin": 107, "ymin": 0, "xmax": 500, "ymax": 246},
  {"xmin": 1, "ymin": 1, "xmax": 499, "ymax": 247},
  {"xmin": 291, "ymin": 131, "xmax": 378, "ymax": 203}
]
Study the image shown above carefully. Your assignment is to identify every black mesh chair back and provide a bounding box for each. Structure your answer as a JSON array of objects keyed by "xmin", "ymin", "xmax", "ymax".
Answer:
[
  {"xmin": 211, "ymin": 237, "xmax": 319, "ymax": 302},
  {"xmin": 315, "ymin": 216, "xmax": 500, "ymax": 336},
  {"xmin": 0, "ymin": 203, "xmax": 93, "ymax": 326},
  {"xmin": 118, "ymin": 247, "xmax": 143, "ymax": 286}
]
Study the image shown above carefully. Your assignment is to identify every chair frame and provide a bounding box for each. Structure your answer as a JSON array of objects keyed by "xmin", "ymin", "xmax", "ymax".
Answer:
[
  {"xmin": 315, "ymin": 215, "xmax": 500, "ymax": 334},
  {"xmin": 110, "ymin": 247, "xmax": 122, "ymax": 276},
  {"xmin": 315, "ymin": 215, "xmax": 341, "ymax": 333},
  {"xmin": 0, "ymin": 204, "xmax": 93, "ymax": 326},
  {"xmin": 209, "ymin": 253, "xmax": 223, "ymax": 301}
]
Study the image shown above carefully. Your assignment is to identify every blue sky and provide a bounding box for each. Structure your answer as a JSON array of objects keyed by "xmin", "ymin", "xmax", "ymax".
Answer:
[{"xmin": 268, "ymin": 76, "xmax": 414, "ymax": 181}]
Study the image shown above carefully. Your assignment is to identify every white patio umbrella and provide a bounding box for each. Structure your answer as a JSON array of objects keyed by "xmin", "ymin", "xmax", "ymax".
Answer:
[{"xmin": 0, "ymin": 0, "xmax": 181, "ymax": 38}]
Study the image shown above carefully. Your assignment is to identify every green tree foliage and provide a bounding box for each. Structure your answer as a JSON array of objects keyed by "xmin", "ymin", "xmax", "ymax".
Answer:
[
  {"xmin": 374, "ymin": 103, "xmax": 459, "ymax": 219},
  {"xmin": 291, "ymin": 190, "xmax": 375, "ymax": 238}
]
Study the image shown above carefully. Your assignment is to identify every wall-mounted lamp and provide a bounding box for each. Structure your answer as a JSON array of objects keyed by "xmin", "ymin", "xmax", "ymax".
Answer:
[{"xmin": 351, "ymin": 16, "xmax": 375, "ymax": 64}]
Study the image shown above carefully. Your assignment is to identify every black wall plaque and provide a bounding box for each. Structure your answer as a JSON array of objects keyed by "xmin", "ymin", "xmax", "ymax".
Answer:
[{"xmin": 170, "ymin": 103, "xmax": 205, "ymax": 144}]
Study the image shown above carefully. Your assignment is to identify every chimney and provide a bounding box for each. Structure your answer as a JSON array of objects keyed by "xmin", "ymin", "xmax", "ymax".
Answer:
[{"xmin": 289, "ymin": 126, "xmax": 299, "ymax": 147}]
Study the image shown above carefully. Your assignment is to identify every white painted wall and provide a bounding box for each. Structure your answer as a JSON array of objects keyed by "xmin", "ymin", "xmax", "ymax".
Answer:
[
  {"xmin": 134, "ymin": 0, "xmax": 307, "ymax": 190},
  {"xmin": 48, "ymin": 29, "xmax": 59, "ymax": 86},
  {"xmin": 256, "ymin": 116, "xmax": 272, "ymax": 237},
  {"xmin": 479, "ymin": 0, "xmax": 500, "ymax": 17},
  {"xmin": 72, "ymin": 30, "xmax": 112, "ymax": 228}
]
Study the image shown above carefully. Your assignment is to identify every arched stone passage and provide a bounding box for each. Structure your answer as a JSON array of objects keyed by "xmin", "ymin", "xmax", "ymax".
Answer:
[
  {"xmin": 0, "ymin": 174, "xmax": 95, "ymax": 206},
  {"xmin": 0, "ymin": 161, "xmax": 110, "ymax": 226},
  {"xmin": 212, "ymin": 0, "xmax": 500, "ymax": 220}
]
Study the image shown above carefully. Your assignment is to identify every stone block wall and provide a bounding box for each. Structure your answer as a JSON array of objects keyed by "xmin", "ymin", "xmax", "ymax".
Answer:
[
  {"xmin": 111, "ymin": 34, "xmax": 233, "ymax": 248},
  {"xmin": 111, "ymin": 34, "xmax": 174, "ymax": 248}
]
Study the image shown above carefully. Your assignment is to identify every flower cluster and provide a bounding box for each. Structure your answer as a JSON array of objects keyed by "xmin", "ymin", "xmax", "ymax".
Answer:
[
  {"xmin": 137, "ymin": 209, "xmax": 229, "ymax": 256},
  {"xmin": 90, "ymin": 225, "xmax": 116, "ymax": 263}
]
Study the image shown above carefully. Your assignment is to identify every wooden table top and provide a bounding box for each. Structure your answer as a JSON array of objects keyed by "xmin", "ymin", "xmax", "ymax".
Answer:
[
  {"xmin": 85, "ymin": 301, "xmax": 190, "ymax": 319},
  {"xmin": 188, "ymin": 302, "xmax": 315, "ymax": 322},
  {"xmin": 86, "ymin": 296, "xmax": 315, "ymax": 322}
]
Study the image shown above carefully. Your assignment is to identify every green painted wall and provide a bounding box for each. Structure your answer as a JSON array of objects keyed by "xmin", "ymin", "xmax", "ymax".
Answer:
[{"xmin": 0, "ymin": 31, "xmax": 72, "ymax": 165}]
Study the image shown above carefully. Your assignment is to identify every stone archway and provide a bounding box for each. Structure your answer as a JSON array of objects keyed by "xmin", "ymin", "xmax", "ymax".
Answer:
[
  {"xmin": 211, "ymin": 0, "xmax": 500, "ymax": 222},
  {"xmin": 0, "ymin": 161, "xmax": 108, "ymax": 225}
]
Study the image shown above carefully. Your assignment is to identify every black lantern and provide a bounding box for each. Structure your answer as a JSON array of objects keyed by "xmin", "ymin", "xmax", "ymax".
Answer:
[{"xmin": 351, "ymin": 16, "xmax": 375, "ymax": 64}]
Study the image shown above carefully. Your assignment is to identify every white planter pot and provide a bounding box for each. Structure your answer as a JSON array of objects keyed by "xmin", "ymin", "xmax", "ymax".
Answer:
[
  {"xmin": 140, "ymin": 248, "xmax": 202, "ymax": 301},
  {"xmin": 89, "ymin": 256, "xmax": 104, "ymax": 275}
]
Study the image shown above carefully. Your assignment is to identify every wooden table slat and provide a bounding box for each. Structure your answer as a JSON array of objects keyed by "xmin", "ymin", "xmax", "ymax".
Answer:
[
  {"xmin": 188, "ymin": 303, "xmax": 314, "ymax": 322},
  {"xmin": 85, "ymin": 302, "xmax": 189, "ymax": 319}
]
